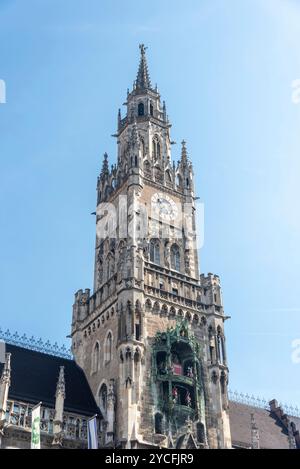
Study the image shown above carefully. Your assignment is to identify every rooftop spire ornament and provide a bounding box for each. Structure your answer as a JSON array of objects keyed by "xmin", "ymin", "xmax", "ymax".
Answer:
[
  {"xmin": 181, "ymin": 140, "xmax": 188, "ymax": 163},
  {"xmin": 136, "ymin": 44, "xmax": 151, "ymax": 90},
  {"xmin": 101, "ymin": 152, "xmax": 109, "ymax": 177}
]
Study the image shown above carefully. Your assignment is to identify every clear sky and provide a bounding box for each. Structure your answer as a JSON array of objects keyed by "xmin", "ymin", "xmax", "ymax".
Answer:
[{"xmin": 0, "ymin": 0, "xmax": 299, "ymax": 407}]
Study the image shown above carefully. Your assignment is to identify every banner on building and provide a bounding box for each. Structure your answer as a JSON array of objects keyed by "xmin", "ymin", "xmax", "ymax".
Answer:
[
  {"xmin": 88, "ymin": 415, "xmax": 98, "ymax": 449},
  {"xmin": 31, "ymin": 402, "xmax": 42, "ymax": 449}
]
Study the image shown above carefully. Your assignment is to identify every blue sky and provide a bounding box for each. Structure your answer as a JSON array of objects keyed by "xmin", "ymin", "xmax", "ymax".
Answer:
[{"xmin": 0, "ymin": 0, "xmax": 299, "ymax": 407}]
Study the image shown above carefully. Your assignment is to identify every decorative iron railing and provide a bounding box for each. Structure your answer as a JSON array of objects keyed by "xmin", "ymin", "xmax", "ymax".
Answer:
[
  {"xmin": 0, "ymin": 328, "xmax": 72, "ymax": 360},
  {"xmin": 228, "ymin": 390, "xmax": 300, "ymax": 419}
]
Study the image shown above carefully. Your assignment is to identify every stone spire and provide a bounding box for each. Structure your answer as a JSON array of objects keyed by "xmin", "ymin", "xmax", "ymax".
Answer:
[
  {"xmin": 0, "ymin": 353, "xmax": 11, "ymax": 424},
  {"xmin": 251, "ymin": 413, "xmax": 260, "ymax": 449},
  {"xmin": 101, "ymin": 152, "xmax": 109, "ymax": 178},
  {"xmin": 118, "ymin": 108, "xmax": 122, "ymax": 131},
  {"xmin": 52, "ymin": 366, "xmax": 65, "ymax": 448},
  {"xmin": 163, "ymin": 101, "xmax": 167, "ymax": 122},
  {"xmin": 56, "ymin": 366, "xmax": 66, "ymax": 399},
  {"xmin": 135, "ymin": 44, "xmax": 151, "ymax": 90},
  {"xmin": 181, "ymin": 140, "xmax": 188, "ymax": 164}
]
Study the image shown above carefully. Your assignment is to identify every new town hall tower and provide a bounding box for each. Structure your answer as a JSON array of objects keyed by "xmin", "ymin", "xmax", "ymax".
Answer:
[{"xmin": 71, "ymin": 45, "xmax": 231, "ymax": 449}]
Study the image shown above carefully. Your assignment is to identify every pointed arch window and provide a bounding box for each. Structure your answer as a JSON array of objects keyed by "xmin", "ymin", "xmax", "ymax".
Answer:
[
  {"xmin": 217, "ymin": 329, "xmax": 225, "ymax": 365},
  {"xmin": 99, "ymin": 383, "xmax": 107, "ymax": 414},
  {"xmin": 152, "ymin": 137, "xmax": 161, "ymax": 160},
  {"xmin": 150, "ymin": 239, "xmax": 160, "ymax": 265},
  {"xmin": 171, "ymin": 244, "xmax": 180, "ymax": 271},
  {"xmin": 105, "ymin": 332, "xmax": 113, "ymax": 363},
  {"xmin": 150, "ymin": 102, "xmax": 154, "ymax": 116},
  {"xmin": 138, "ymin": 102, "xmax": 144, "ymax": 116},
  {"xmin": 92, "ymin": 342, "xmax": 100, "ymax": 373}
]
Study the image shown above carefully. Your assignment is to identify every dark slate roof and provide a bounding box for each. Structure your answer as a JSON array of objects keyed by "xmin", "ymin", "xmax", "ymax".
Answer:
[
  {"xmin": 0, "ymin": 343, "xmax": 99, "ymax": 417},
  {"xmin": 229, "ymin": 401, "xmax": 293, "ymax": 449}
]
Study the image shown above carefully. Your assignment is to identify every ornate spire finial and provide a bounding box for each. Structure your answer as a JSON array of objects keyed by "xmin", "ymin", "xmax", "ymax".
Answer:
[
  {"xmin": 118, "ymin": 108, "xmax": 121, "ymax": 130},
  {"xmin": 181, "ymin": 140, "xmax": 188, "ymax": 163},
  {"xmin": 136, "ymin": 44, "xmax": 151, "ymax": 90},
  {"xmin": 0, "ymin": 353, "xmax": 11, "ymax": 386},
  {"xmin": 0, "ymin": 353, "xmax": 11, "ymax": 424},
  {"xmin": 56, "ymin": 366, "xmax": 65, "ymax": 398},
  {"xmin": 139, "ymin": 43, "xmax": 147, "ymax": 55},
  {"xmin": 101, "ymin": 152, "xmax": 109, "ymax": 177}
]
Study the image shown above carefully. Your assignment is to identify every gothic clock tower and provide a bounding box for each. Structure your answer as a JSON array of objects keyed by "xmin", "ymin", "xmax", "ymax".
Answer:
[{"xmin": 71, "ymin": 45, "xmax": 232, "ymax": 449}]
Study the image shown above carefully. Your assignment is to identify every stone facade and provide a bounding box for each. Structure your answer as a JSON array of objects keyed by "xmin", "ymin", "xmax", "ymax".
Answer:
[
  {"xmin": 71, "ymin": 45, "xmax": 231, "ymax": 449},
  {"xmin": 0, "ymin": 45, "xmax": 299, "ymax": 451}
]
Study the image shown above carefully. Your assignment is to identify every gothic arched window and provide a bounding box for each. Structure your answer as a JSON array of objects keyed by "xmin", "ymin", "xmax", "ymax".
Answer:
[
  {"xmin": 217, "ymin": 329, "xmax": 225, "ymax": 365},
  {"xmin": 99, "ymin": 383, "xmax": 107, "ymax": 414},
  {"xmin": 150, "ymin": 102, "xmax": 154, "ymax": 116},
  {"xmin": 150, "ymin": 239, "xmax": 160, "ymax": 265},
  {"xmin": 152, "ymin": 137, "xmax": 161, "ymax": 160},
  {"xmin": 92, "ymin": 342, "xmax": 100, "ymax": 373},
  {"xmin": 171, "ymin": 244, "xmax": 180, "ymax": 271},
  {"xmin": 157, "ymin": 141, "xmax": 161, "ymax": 158},
  {"xmin": 105, "ymin": 332, "xmax": 113, "ymax": 363},
  {"xmin": 138, "ymin": 102, "xmax": 144, "ymax": 116}
]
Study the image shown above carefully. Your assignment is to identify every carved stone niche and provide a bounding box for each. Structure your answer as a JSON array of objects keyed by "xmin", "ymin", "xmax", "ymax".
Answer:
[{"xmin": 211, "ymin": 370, "xmax": 219, "ymax": 385}]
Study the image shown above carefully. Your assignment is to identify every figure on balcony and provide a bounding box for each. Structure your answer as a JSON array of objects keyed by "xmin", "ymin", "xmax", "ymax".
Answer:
[
  {"xmin": 186, "ymin": 366, "xmax": 194, "ymax": 378},
  {"xmin": 158, "ymin": 361, "xmax": 167, "ymax": 375},
  {"xmin": 172, "ymin": 387, "xmax": 179, "ymax": 404},
  {"xmin": 171, "ymin": 353, "xmax": 183, "ymax": 375},
  {"xmin": 185, "ymin": 390, "xmax": 192, "ymax": 407}
]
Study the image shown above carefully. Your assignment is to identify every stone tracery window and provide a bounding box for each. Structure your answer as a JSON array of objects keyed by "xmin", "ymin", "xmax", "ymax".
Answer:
[
  {"xmin": 150, "ymin": 239, "xmax": 160, "ymax": 265},
  {"xmin": 105, "ymin": 332, "xmax": 113, "ymax": 363},
  {"xmin": 152, "ymin": 136, "xmax": 161, "ymax": 160},
  {"xmin": 92, "ymin": 341, "xmax": 100, "ymax": 374},
  {"xmin": 217, "ymin": 327, "xmax": 226, "ymax": 365},
  {"xmin": 138, "ymin": 102, "xmax": 144, "ymax": 116},
  {"xmin": 171, "ymin": 244, "xmax": 180, "ymax": 271},
  {"xmin": 99, "ymin": 383, "xmax": 107, "ymax": 414}
]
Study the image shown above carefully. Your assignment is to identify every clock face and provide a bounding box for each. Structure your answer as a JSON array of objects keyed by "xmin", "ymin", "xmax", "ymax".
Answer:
[{"xmin": 151, "ymin": 192, "xmax": 179, "ymax": 221}]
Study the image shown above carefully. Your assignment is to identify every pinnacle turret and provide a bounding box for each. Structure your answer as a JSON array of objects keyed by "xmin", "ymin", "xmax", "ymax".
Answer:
[
  {"xmin": 135, "ymin": 44, "xmax": 152, "ymax": 90},
  {"xmin": 55, "ymin": 366, "xmax": 65, "ymax": 398},
  {"xmin": 181, "ymin": 140, "xmax": 188, "ymax": 164},
  {"xmin": 0, "ymin": 353, "xmax": 11, "ymax": 386},
  {"xmin": 101, "ymin": 152, "xmax": 109, "ymax": 177}
]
